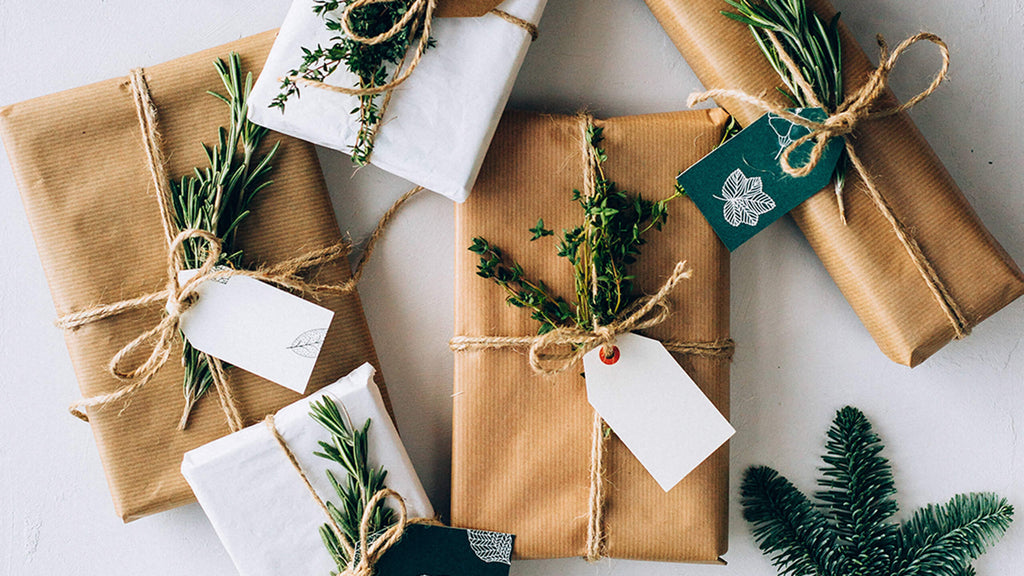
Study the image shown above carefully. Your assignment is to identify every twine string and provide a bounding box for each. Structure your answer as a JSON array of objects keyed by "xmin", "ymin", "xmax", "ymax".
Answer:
[{"xmin": 687, "ymin": 31, "xmax": 969, "ymax": 339}]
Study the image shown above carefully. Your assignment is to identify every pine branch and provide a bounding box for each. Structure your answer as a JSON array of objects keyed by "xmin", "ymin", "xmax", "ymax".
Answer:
[
  {"xmin": 309, "ymin": 396, "xmax": 395, "ymax": 574},
  {"xmin": 815, "ymin": 406, "xmax": 898, "ymax": 574},
  {"xmin": 742, "ymin": 466, "xmax": 847, "ymax": 576},
  {"xmin": 892, "ymin": 493, "xmax": 1013, "ymax": 576},
  {"xmin": 170, "ymin": 52, "xmax": 279, "ymax": 423}
]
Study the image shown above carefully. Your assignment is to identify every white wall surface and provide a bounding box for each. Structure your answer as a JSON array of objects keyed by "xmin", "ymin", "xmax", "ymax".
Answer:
[{"xmin": 0, "ymin": 0, "xmax": 1022, "ymax": 574}]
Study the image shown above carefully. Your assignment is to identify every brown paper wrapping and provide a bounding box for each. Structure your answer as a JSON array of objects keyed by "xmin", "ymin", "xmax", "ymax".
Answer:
[
  {"xmin": 643, "ymin": 0, "xmax": 1024, "ymax": 366},
  {"xmin": 0, "ymin": 30, "xmax": 385, "ymax": 521},
  {"xmin": 451, "ymin": 109, "xmax": 731, "ymax": 561}
]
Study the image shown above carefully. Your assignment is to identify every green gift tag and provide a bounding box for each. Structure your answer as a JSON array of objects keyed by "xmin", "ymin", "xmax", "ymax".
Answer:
[
  {"xmin": 373, "ymin": 524, "xmax": 515, "ymax": 576},
  {"xmin": 677, "ymin": 108, "xmax": 844, "ymax": 251}
]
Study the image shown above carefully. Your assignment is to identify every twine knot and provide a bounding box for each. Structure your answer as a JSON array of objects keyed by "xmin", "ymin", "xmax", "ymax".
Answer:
[{"xmin": 524, "ymin": 262, "xmax": 690, "ymax": 374}]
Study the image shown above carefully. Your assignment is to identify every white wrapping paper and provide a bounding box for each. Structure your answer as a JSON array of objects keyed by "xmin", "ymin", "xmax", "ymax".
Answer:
[
  {"xmin": 247, "ymin": 0, "xmax": 547, "ymax": 202},
  {"xmin": 181, "ymin": 363, "xmax": 433, "ymax": 576}
]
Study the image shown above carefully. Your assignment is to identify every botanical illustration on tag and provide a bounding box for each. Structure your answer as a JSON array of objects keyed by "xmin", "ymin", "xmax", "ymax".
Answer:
[
  {"xmin": 677, "ymin": 107, "xmax": 844, "ymax": 251},
  {"xmin": 582, "ymin": 333, "xmax": 734, "ymax": 491},
  {"xmin": 467, "ymin": 530, "xmax": 514, "ymax": 565},
  {"xmin": 717, "ymin": 168, "xmax": 775, "ymax": 227},
  {"xmin": 287, "ymin": 328, "xmax": 328, "ymax": 359},
  {"xmin": 178, "ymin": 271, "xmax": 334, "ymax": 394}
]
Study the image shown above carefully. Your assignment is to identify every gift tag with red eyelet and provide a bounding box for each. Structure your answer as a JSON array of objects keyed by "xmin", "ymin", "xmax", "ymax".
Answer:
[{"xmin": 582, "ymin": 332, "xmax": 735, "ymax": 492}]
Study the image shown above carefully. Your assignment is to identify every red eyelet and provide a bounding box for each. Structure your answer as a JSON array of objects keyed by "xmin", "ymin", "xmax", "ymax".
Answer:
[{"xmin": 599, "ymin": 346, "xmax": 620, "ymax": 365}]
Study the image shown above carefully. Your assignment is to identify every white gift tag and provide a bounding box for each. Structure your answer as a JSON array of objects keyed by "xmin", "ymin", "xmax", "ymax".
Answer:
[
  {"xmin": 583, "ymin": 332, "xmax": 735, "ymax": 492},
  {"xmin": 177, "ymin": 269, "xmax": 334, "ymax": 394}
]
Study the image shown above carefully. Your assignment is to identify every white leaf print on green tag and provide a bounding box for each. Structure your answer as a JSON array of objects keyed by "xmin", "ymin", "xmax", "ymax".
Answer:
[
  {"xmin": 715, "ymin": 169, "xmax": 776, "ymax": 227},
  {"xmin": 467, "ymin": 529, "xmax": 513, "ymax": 565}
]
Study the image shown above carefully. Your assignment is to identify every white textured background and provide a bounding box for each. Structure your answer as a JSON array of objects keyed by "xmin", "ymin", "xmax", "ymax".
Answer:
[{"xmin": 1, "ymin": 0, "xmax": 1022, "ymax": 574}]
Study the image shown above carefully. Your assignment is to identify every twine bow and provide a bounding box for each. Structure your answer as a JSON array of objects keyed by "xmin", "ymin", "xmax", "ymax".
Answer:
[
  {"xmin": 688, "ymin": 31, "xmax": 969, "ymax": 339},
  {"xmin": 264, "ymin": 415, "xmax": 435, "ymax": 575}
]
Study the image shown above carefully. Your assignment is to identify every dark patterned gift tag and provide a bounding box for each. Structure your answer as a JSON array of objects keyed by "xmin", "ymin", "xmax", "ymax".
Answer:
[
  {"xmin": 677, "ymin": 108, "xmax": 844, "ymax": 251},
  {"xmin": 374, "ymin": 525, "xmax": 515, "ymax": 576}
]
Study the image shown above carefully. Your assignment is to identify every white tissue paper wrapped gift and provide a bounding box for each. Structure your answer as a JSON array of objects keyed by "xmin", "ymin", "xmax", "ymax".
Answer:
[
  {"xmin": 181, "ymin": 363, "xmax": 433, "ymax": 576},
  {"xmin": 247, "ymin": 0, "xmax": 547, "ymax": 202}
]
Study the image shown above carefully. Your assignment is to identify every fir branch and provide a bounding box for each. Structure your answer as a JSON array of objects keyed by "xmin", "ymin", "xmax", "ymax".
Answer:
[
  {"xmin": 170, "ymin": 53, "xmax": 279, "ymax": 422},
  {"xmin": 893, "ymin": 493, "xmax": 1014, "ymax": 576},
  {"xmin": 742, "ymin": 466, "xmax": 848, "ymax": 576},
  {"xmin": 742, "ymin": 407, "xmax": 1013, "ymax": 576},
  {"xmin": 470, "ymin": 122, "xmax": 680, "ymax": 334},
  {"xmin": 310, "ymin": 396, "xmax": 396, "ymax": 574},
  {"xmin": 815, "ymin": 406, "xmax": 898, "ymax": 573},
  {"xmin": 272, "ymin": 0, "xmax": 433, "ymax": 166}
]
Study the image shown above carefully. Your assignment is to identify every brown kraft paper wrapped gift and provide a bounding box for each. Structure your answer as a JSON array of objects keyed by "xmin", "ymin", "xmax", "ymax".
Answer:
[
  {"xmin": 0, "ymin": 30, "xmax": 385, "ymax": 521},
  {"xmin": 451, "ymin": 109, "xmax": 732, "ymax": 561},
  {"xmin": 643, "ymin": 0, "xmax": 1024, "ymax": 366}
]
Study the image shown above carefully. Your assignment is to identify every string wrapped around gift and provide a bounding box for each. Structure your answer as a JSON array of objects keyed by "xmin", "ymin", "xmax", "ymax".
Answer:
[
  {"xmin": 283, "ymin": 0, "xmax": 540, "ymax": 159},
  {"xmin": 687, "ymin": 31, "xmax": 969, "ymax": 340},
  {"xmin": 264, "ymin": 414, "xmax": 438, "ymax": 575},
  {"xmin": 54, "ymin": 65, "xmax": 423, "ymax": 432},
  {"xmin": 448, "ymin": 113, "xmax": 735, "ymax": 561}
]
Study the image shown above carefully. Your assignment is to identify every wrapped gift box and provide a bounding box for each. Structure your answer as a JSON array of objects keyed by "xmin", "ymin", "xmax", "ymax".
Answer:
[
  {"xmin": 451, "ymin": 109, "xmax": 732, "ymax": 561},
  {"xmin": 182, "ymin": 363, "xmax": 433, "ymax": 576},
  {"xmin": 247, "ymin": 0, "xmax": 547, "ymax": 202},
  {"xmin": 643, "ymin": 0, "xmax": 1024, "ymax": 366},
  {"xmin": 0, "ymin": 30, "xmax": 383, "ymax": 521}
]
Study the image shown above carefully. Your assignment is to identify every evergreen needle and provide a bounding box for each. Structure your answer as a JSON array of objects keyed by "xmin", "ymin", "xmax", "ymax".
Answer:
[
  {"xmin": 721, "ymin": 0, "xmax": 849, "ymax": 199},
  {"xmin": 309, "ymin": 396, "xmax": 395, "ymax": 574},
  {"xmin": 170, "ymin": 53, "xmax": 279, "ymax": 423}
]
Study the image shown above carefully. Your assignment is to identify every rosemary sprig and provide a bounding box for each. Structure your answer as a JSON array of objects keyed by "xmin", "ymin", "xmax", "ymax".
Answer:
[
  {"xmin": 721, "ymin": 0, "xmax": 849, "ymax": 193},
  {"xmin": 272, "ymin": 0, "xmax": 433, "ymax": 166},
  {"xmin": 170, "ymin": 53, "xmax": 280, "ymax": 423},
  {"xmin": 470, "ymin": 123, "xmax": 680, "ymax": 334},
  {"xmin": 310, "ymin": 396, "xmax": 395, "ymax": 574}
]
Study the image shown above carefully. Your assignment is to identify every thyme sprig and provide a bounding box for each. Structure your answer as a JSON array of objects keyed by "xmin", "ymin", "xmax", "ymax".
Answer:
[
  {"xmin": 170, "ymin": 53, "xmax": 279, "ymax": 424},
  {"xmin": 310, "ymin": 396, "xmax": 395, "ymax": 574},
  {"xmin": 272, "ymin": 0, "xmax": 433, "ymax": 166},
  {"xmin": 470, "ymin": 124, "xmax": 680, "ymax": 335},
  {"xmin": 722, "ymin": 0, "xmax": 849, "ymax": 194}
]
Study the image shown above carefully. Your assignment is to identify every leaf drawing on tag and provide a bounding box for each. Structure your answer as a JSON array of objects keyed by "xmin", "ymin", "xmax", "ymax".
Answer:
[
  {"xmin": 287, "ymin": 327, "xmax": 328, "ymax": 359},
  {"xmin": 715, "ymin": 169, "xmax": 775, "ymax": 228},
  {"xmin": 467, "ymin": 529, "xmax": 513, "ymax": 565},
  {"xmin": 767, "ymin": 111, "xmax": 801, "ymax": 159}
]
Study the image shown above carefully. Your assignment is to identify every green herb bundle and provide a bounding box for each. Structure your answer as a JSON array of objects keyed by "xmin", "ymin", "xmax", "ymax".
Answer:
[
  {"xmin": 170, "ymin": 52, "xmax": 279, "ymax": 425},
  {"xmin": 470, "ymin": 123, "xmax": 680, "ymax": 335},
  {"xmin": 743, "ymin": 406, "xmax": 1013, "ymax": 576},
  {"xmin": 722, "ymin": 0, "xmax": 849, "ymax": 194},
  {"xmin": 273, "ymin": 0, "xmax": 433, "ymax": 166},
  {"xmin": 309, "ymin": 396, "xmax": 395, "ymax": 573}
]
